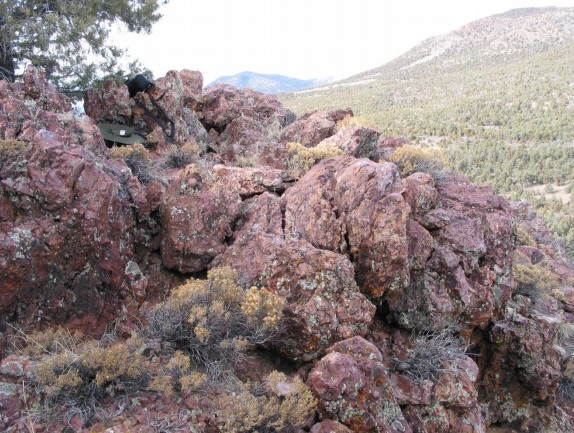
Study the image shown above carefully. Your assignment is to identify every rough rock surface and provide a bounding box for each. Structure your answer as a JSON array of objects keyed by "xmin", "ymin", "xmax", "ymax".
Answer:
[
  {"xmin": 1, "ymin": 67, "xmax": 573, "ymax": 433},
  {"xmin": 283, "ymin": 156, "xmax": 410, "ymax": 300},
  {"xmin": 280, "ymin": 109, "xmax": 353, "ymax": 146},
  {"xmin": 159, "ymin": 166, "xmax": 241, "ymax": 273},
  {"xmin": 213, "ymin": 231, "xmax": 376, "ymax": 361},
  {"xmin": 389, "ymin": 172, "xmax": 516, "ymax": 330},
  {"xmin": 318, "ymin": 125, "xmax": 381, "ymax": 158},
  {"xmin": 308, "ymin": 336, "xmax": 412, "ymax": 433}
]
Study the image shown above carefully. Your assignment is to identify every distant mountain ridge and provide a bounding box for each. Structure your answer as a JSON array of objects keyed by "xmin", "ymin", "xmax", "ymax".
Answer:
[
  {"xmin": 207, "ymin": 71, "xmax": 328, "ymax": 94},
  {"xmin": 351, "ymin": 6, "xmax": 574, "ymax": 80}
]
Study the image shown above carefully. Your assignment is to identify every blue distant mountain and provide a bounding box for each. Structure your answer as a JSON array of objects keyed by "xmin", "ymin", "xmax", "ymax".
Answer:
[{"xmin": 207, "ymin": 71, "xmax": 328, "ymax": 94}]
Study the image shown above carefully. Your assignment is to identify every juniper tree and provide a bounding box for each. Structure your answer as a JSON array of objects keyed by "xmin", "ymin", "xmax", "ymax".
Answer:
[{"xmin": 0, "ymin": 0, "xmax": 167, "ymax": 91}]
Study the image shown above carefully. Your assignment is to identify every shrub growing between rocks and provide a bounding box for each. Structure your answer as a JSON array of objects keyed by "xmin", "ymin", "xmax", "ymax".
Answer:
[
  {"xmin": 219, "ymin": 371, "xmax": 317, "ymax": 433},
  {"xmin": 335, "ymin": 114, "xmax": 375, "ymax": 132},
  {"xmin": 513, "ymin": 250, "xmax": 560, "ymax": 300},
  {"xmin": 142, "ymin": 266, "xmax": 284, "ymax": 379},
  {"xmin": 0, "ymin": 138, "xmax": 26, "ymax": 170},
  {"xmin": 287, "ymin": 141, "xmax": 343, "ymax": 178},
  {"xmin": 389, "ymin": 145, "xmax": 447, "ymax": 178},
  {"xmin": 392, "ymin": 328, "xmax": 468, "ymax": 384},
  {"xmin": 18, "ymin": 329, "xmax": 150, "ymax": 422},
  {"xmin": 110, "ymin": 142, "xmax": 154, "ymax": 184},
  {"xmin": 160, "ymin": 142, "xmax": 200, "ymax": 168}
]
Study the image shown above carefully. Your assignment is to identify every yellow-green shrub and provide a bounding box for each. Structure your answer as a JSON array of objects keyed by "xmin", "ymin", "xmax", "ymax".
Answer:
[
  {"xmin": 513, "ymin": 251, "xmax": 560, "ymax": 299},
  {"xmin": 389, "ymin": 145, "xmax": 447, "ymax": 178},
  {"xmin": 27, "ymin": 334, "xmax": 150, "ymax": 421},
  {"xmin": 515, "ymin": 224, "xmax": 537, "ymax": 247},
  {"xmin": 142, "ymin": 267, "xmax": 284, "ymax": 378},
  {"xmin": 110, "ymin": 142, "xmax": 154, "ymax": 184},
  {"xmin": 287, "ymin": 141, "xmax": 343, "ymax": 178},
  {"xmin": 0, "ymin": 138, "xmax": 26, "ymax": 169},
  {"xmin": 335, "ymin": 114, "xmax": 375, "ymax": 132},
  {"xmin": 220, "ymin": 371, "xmax": 317, "ymax": 432},
  {"xmin": 161, "ymin": 142, "xmax": 200, "ymax": 168}
]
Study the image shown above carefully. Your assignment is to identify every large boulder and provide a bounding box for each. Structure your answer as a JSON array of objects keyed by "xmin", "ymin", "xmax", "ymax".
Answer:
[
  {"xmin": 213, "ymin": 230, "xmax": 375, "ymax": 361},
  {"xmin": 283, "ymin": 155, "xmax": 410, "ymax": 300},
  {"xmin": 280, "ymin": 109, "xmax": 352, "ymax": 146},
  {"xmin": 307, "ymin": 336, "xmax": 412, "ymax": 433},
  {"xmin": 0, "ymin": 130, "xmax": 137, "ymax": 331},
  {"xmin": 159, "ymin": 165, "xmax": 241, "ymax": 273},
  {"xmin": 388, "ymin": 173, "xmax": 516, "ymax": 330}
]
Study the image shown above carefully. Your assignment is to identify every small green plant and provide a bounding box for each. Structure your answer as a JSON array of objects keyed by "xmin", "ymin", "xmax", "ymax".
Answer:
[
  {"xmin": 389, "ymin": 145, "xmax": 447, "ymax": 178},
  {"xmin": 0, "ymin": 138, "xmax": 26, "ymax": 170},
  {"xmin": 219, "ymin": 371, "xmax": 317, "ymax": 433},
  {"xmin": 110, "ymin": 142, "xmax": 154, "ymax": 184},
  {"xmin": 141, "ymin": 267, "xmax": 284, "ymax": 379},
  {"xmin": 287, "ymin": 141, "xmax": 343, "ymax": 178},
  {"xmin": 391, "ymin": 328, "xmax": 468, "ymax": 384}
]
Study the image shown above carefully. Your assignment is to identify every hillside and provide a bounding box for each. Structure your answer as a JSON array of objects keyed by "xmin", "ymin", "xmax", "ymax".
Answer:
[
  {"xmin": 280, "ymin": 6, "xmax": 574, "ymax": 255},
  {"xmin": 207, "ymin": 70, "xmax": 325, "ymax": 94}
]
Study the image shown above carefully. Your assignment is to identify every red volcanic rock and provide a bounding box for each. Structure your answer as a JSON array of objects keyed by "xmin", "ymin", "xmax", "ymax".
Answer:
[
  {"xmin": 213, "ymin": 116, "xmax": 288, "ymax": 169},
  {"xmin": 212, "ymin": 164, "xmax": 294, "ymax": 198},
  {"xmin": 213, "ymin": 230, "xmax": 375, "ymax": 361},
  {"xmin": 318, "ymin": 125, "xmax": 381, "ymax": 158},
  {"xmin": 402, "ymin": 404, "xmax": 485, "ymax": 433},
  {"xmin": 307, "ymin": 336, "xmax": 412, "ymax": 433},
  {"xmin": 84, "ymin": 77, "xmax": 132, "ymax": 124},
  {"xmin": 311, "ymin": 420, "xmax": 353, "ymax": 433},
  {"xmin": 280, "ymin": 109, "xmax": 352, "ymax": 146},
  {"xmin": 202, "ymin": 83, "xmax": 291, "ymax": 132},
  {"xmin": 481, "ymin": 295, "xmax": 564, "ymax": 426},
  {"xmin": 22, "ymin": 66, "xmax": 71, "ymax": 112},
  {"xmin": 388, "ymin": 173, "xmax": 515, "ymax": 330},
  {"xmin": 0, "ymin": 130, "xmax": 139, "ymax": 332},
  {"xmin": 283, "ymin": 155, "xmax": 410, "ymax": 300},
  {"xmin": 1, "ymin": 69, "xmax": 106, "ymax": 155},
  {"xmin": 179, "ymin": 69, "xmax": 204, "ymax": 112},
  {"xmin": 85, "ymin": 69, "xmax": 209, "ymax": 148},
  {"xmin": 232, "ymin": 192, "xmax": 283, "ymax": 238},
  {"xmin": 159, "ymin": 166, "xmax": 241, "ymax": 273}
]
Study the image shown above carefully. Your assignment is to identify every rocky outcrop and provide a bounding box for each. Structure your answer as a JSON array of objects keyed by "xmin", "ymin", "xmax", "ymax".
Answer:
[{"xmin": 1, "ymin": 67, "xmax": 573, "ymax": 433}]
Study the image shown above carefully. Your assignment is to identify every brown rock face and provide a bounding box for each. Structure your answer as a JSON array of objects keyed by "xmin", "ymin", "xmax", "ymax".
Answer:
[
  {"xmin": 308, "ymin": 336, "xmax": 412, "ymax": 433},
  {"xmin": 213, "ymin": 231, "xmax": 376, "ymax": 361},
  {"xmin": 283, "ymin": 155, "xmax": 410, "ymax": 300}
]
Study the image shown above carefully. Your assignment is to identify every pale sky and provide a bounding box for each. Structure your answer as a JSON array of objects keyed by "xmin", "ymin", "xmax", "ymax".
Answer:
[{"xmin": 112, "ymin": 0, "xmax": 574, "ymax": 85}]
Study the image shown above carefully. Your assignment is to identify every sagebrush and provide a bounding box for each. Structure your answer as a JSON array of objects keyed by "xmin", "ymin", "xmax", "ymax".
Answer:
[
  {"xmin": 219, "ymin": 371, "xmax": 317, "ymax": 433},
  {"xmin": 0, "ymin": 138, "xmax": 26, "ymax": 170},
  {"xmin": 142, "ymin": 266, "xmax": 284, "ymax": 378},
  {"xmin": 110, "ymin": 142, "xmax": 155, "ymax": 184},
  {"xmin": 287, "ymin": 141, "xmax": 343, "ymax": 178},
  {"xmin": 389, "ymin": 145, "xmax": 447, "ymax": 178}
]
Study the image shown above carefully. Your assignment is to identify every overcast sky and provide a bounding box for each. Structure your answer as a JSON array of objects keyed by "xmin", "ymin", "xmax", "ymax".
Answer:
[{"xmin": 112, "ymin": 0, "xmax": 574, "ymax": 85}]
